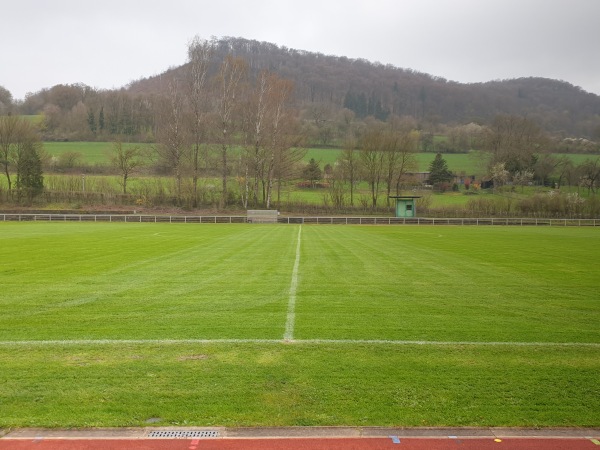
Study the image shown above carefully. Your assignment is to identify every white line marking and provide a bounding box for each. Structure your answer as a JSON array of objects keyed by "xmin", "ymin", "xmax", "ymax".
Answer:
[
  {"xmin": 284, "ymin": 225, "xmax": 302, "ymax": 340},
  {"xmin": 0, "ymin": 339, "xmax": 598, "ymax": 347}
]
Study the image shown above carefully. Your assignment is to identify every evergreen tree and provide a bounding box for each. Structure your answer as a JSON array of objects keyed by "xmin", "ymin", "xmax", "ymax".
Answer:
[
  {"xmin": 16, "ymin": 142, "xmax": 44, "ymax": 202},
  {"xmin": 302, "ymin": 158, "xmax": 322, "ymax": 187},
  {"xmin": 428, "ymin": 153, "xmax": 453, "ymax": 185},
  {"xmin": 87, "ymin": 110, "xmax": 96, "ymax": 134},
  {"xmin": 98, "ymin": 107, "xmax": 105, "ymax": 132}
]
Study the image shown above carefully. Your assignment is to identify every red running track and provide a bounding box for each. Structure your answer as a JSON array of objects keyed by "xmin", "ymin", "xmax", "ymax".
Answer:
[{"xmin": 1, "ymin": 437, "xmax": 599, "ymax": 450}]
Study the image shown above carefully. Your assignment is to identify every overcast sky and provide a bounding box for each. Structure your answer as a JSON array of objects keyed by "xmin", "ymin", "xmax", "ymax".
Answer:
[{"xmin": 2, "ymin": 0, "xmax": 600, "ymax": 101}]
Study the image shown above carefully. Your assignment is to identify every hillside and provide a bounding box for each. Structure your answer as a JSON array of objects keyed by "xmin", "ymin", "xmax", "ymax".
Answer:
[{"xmin": 127, "ymin": 37, "xmax": 600, "ymax": 137}]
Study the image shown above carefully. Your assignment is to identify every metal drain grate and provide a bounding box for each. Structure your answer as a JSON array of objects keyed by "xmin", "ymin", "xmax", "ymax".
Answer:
[{"xmin": 148, "ymin": 430, "xmax": 219, "ymax": 439}]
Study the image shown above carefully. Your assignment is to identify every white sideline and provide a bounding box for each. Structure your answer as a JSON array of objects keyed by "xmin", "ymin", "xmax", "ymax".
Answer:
[
  {"xmin": 283, "ymin": 225, "xmax": 302, "ymax": 340},
  {"xmin": 0, "ymin": 339, "xmax": 598, "ymax": 347}
]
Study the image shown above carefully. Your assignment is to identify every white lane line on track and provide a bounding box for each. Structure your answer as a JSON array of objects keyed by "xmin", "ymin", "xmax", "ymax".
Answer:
[
  {"xmin": 1, "ymin": 339, "xmax": 598, "ymax": 347},
  {"xmin": 283, "ymin": 225, "xmax": 302, "ymax": 341}
]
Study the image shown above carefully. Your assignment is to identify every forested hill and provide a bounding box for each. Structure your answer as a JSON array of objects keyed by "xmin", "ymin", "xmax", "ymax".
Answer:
[{"xmin": 128, "ymin": 37, "xmax": 600, "ymax": 137}]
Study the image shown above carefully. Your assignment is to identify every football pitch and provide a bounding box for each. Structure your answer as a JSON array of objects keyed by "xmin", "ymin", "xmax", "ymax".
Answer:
[{"xmin": 1, "ymin": 222, "xmax": 599, "ymax": 427}]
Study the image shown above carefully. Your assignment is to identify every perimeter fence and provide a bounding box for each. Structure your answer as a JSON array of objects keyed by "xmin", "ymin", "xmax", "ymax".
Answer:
[{"xmin": 1, "ymin": 213, "xmax": 598, "ymax": 226}]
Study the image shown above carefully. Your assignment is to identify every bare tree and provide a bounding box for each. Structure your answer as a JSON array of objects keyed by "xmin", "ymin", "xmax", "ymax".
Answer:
[
  {"xmin": 110, "ymin": 141, "xmax": 148, "ymax": 194},
  {"xmin": 339, "ymin": 136, "xmax": 360, "ymax": 206},
  {"xmin": 381, "ymin": 123, "xmax": 419, "ymax": 205},
  {"xmin": 186, "ymin": 36, "xmax": 213, "ymax": 207},
  {"xmin": 359, "ymin": 123, "xmax": 386, "ymax": 207},
  {"xmin": 242, "ymin": 70, "xmax": 271, "ymax": 207},
  {"xmin": 242, "ymin": 71, "xmax": 300, "ymax": 208},
  {"xmin": 532, "ymin": 153, "xmax": 557, "ymax": 187},
  {"xmin": 554, "ymin": 156, "xmax": 575, "ymax": 189},
  {"xmin": 57, "ymin": 151, "xmax": 82, "ymax": 170},
  {"xmin": 0, "ymin": 114, "xmax": 19, "ymax": 191},
  {"xmin": 155, "ymin": 81, "xmax": 187, "ymax": 201},
  {"xmin": 273, "ymin": 143, "xmax": 304, "ymax": 206},
  {"xmin": 326, "ymin": 163, "xmax": 348, "ymax": 209},
  {"xmin": 485, "ymin": 115, "xmax": 547, "ymax": 175},
  {"xmin": 263, "ymin": 75, "xmax": 295, "ymax": 208},
  {"xmin": 578, "ymin": 157, "xmax": 600, "ymax": 194},
  {"xmin": 304, "ymin": 102, "xmax": 334, "ymax": 146},
  {"xmin": 215, "ymin": 56, "xmax": 247, "ymax": 207}
]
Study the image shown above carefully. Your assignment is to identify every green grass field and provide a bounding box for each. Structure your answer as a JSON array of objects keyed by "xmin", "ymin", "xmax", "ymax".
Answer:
[
  {"xmin": 43, "ymin": 142, "xmax": 154, "ymax": 165},
  {"xmin": 43, "ymin": 142, "xmax": 596, "ymax": 176},
  {"xmin": 1, "ymin": 222, "xmax": 599, "ymax": 427}
]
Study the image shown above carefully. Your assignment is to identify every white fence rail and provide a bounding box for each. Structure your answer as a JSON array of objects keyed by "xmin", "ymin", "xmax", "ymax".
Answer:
[
  {"xmin": 0, "ymin": 214, "xmax": 598, "ymax": 226},
  {"xmin": 0, "ymin": 214, "xmax": 247, "ymax": 224}
]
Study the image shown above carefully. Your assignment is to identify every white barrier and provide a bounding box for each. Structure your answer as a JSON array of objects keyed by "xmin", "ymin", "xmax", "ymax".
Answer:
[{"xmin": 0, "ymin": 214, "xmax": 598, "ymax": 226}]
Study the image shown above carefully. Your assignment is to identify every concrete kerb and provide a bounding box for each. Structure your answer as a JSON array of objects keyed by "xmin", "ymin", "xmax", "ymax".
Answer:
[{"xmin": 1, "ymin": 427, "xmax": 599, "ymax": 440}]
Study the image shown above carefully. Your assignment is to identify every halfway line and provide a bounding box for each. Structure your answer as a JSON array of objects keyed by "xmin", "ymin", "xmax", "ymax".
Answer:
[
  {"xmin": 0, "ymin": 339, "xmax": 598, "ymax": 347},
  {"xmin": 284, "ymin": 225, "xmax": 302, "ymax": 340}
]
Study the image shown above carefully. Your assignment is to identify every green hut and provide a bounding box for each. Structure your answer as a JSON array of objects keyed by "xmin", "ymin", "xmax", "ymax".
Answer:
[{"xmin": 389, "ymin": 196, "xmax": 420, "ymax": 218}]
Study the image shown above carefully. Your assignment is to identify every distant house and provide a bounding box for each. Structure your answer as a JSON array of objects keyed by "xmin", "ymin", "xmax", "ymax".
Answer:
[{"xmin": 405, "ymin": 172, "xmax": 430, "ymax": 183}]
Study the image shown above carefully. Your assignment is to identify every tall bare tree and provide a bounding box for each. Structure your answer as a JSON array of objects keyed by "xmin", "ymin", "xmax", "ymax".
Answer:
[
  {"xmin": 263, "ymin": 75, "xmax": 295, "ymax": 208},
  {"xmin": 359, "ymin": 123, "xmax": 386, "ymax": 207},
  {"xmin": 215, "ymin": 56, "xmax": 247, "ymax": 207},
  {"xmin": 273, "ymin": 143, "xmax": 304, "ymax": 206},
  {"xmin": 381, "ymin": 125, "xmax": 419, "ymax": 205},
  {"xmin": 339, "ymin": 136, "xmax": 360, "ymax": 206},
  {"xmin": 242, "ymin": 71, "xmax": 300, "ymax": 208},
  {"xmin": 186, "ymin": 36, "xmax": 213, "ymax": 206},
  {"xmin": 0, "ymin": 114, "xmax": 19, "ymax": 191},
  {"xmin": 156, "ymin": 81, "xmax": 187, "ymax": 201},
  {"xmin": 243, "ymin": 70, "xmax": 271, "ymax": 207}
]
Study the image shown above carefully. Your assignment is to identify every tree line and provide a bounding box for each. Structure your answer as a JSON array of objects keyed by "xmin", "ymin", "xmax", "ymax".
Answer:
[
  {"xmin": 1, "ymin": 37, "xmax": 600, "ymax": 210},
  {"xmin": 5, "ymin": 36, "xmax": 600, "ymax": 145},
  {"xmin": 2, "ymin": 106, "xmax": 600, "ymax": 210}
]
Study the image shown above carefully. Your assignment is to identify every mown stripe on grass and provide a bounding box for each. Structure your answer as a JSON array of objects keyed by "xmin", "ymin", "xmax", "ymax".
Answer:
[{"xmin": 1, "ymin": 339, "xmax": 598, "ymax": 347}]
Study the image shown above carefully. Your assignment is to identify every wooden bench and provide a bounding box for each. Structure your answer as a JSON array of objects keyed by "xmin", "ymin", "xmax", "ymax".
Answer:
[{"xmin": 247, "ymin": 210, "xmax": 278, "ymax": 224}]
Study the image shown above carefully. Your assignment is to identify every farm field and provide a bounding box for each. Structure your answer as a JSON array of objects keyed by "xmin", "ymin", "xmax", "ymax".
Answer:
[
  {"xmin": 43, "ymin": 141, "xmax": 154, "ymax": 165},
  {"xmin": 0, "ymin": 222, "xmax": 599, "ymax": 428},
  {"xmin": 42, "ymin": 142, "xmax": 595, "ymax": 175}
]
